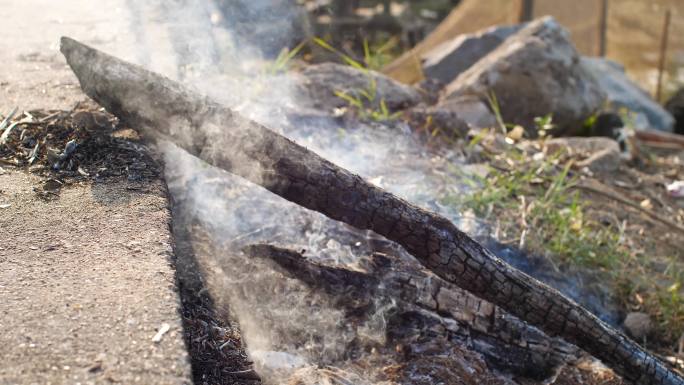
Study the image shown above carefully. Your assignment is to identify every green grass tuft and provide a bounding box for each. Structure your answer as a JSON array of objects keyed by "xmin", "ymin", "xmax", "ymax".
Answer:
[{"xmin": 445, "ymin": 140, "xmax": 684, "ymax": 342}]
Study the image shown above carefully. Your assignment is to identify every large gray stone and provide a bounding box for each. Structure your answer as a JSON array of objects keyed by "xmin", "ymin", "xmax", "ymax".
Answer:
[
  {"xmin": 582, "ymin": 57, "xmax": 674, "ymax": 132},
  {"xmin": 444, "ymin": 17, "xmax": 605, "ymax": 136},
  {"xmin": 297, "ymin": 62, "xmax": 422, "ymax": 112},
  {"xmin": 422, "ymin": 24, "xmax": 523, "ymax": 86}
]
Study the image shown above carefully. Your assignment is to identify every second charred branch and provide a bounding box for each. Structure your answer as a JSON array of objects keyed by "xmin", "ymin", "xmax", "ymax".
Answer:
[
  {"xmin": 243, "ymin": 243, "xmax": 578, "ymax": 379},
  {"xmin": 60, "ymin": 36, "xmax": 684, "ymax": 385}
]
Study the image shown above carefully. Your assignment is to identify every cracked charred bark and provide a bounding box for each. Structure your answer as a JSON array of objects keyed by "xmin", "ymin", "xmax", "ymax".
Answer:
[
  {"xmin": 60, "ymin": 36, "xmax": 684, "ymax": 385},
  {"xmin": 243, "ymin": 244, "xmax": 579, "ymax": 380}
]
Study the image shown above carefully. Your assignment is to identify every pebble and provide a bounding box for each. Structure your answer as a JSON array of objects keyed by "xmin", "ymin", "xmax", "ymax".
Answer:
[{"xmin": 623, "ymin": 312, "xmax": 653, "ymax": 340}]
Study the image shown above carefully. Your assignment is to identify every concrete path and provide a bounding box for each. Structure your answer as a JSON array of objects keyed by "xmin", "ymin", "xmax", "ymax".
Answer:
[
  {"xmin": 0, "ymin": 172, "xmax": 191, "ymax": 385},
  {"xmin": 0, "ymin": 0, "xmax": 133, "ymax": 112},
  {"xmin": 0, "ymin": 1, "xmax": 194, "ymax": 383},
  {"xmin": 0, "ymin": 0, "xmax": 202, "ymax": 113}
]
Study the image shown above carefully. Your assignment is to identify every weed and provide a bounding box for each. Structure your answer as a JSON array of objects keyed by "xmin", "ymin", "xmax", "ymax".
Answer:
[
  {"xmin": 485, "ymin": 91, "xmax": 556, "ymax": 138},
  {"xmin": 654, "ymin": 257, "xmax": 684, "ymax": 340},
  {"xmin": 486, "ymin": 91, "xmax": 508, "ymax": 135},
  {"xmin": 312, "ymin": 37, "xmax": 366, "ymax": 70},
  {"xmin": 313, "ymin": 37, "xmax": 402, "ymax": 122},
  {"xmin": 266, "ymin": 40, "xmax": 307, "ymax": 74},
  {"xmin": 362, "ymin": 37, "xmax": 400, "ymax": 71},
  {"xmin": 466, "ymin": 128, "xmax": 489, "ymax": 151},
  {"xmin": 445, "ymin": 139, "xmax": 684, "ymax": 342},
  {"xmin": 334, "ymin": 87, "xmax": 402, "ymax": 122},
  {"xmin": 533, "ymin": 114, "xmax": 555, "ymax": 137},
  {"xmin": 451, "ymin": 151, "xmax": 626, "ymax": 270}
]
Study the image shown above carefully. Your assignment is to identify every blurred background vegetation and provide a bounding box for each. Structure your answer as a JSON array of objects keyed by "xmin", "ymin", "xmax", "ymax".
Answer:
[{"xmin": 261, "ymin": 0, "xmax": 684, "ymax": 101}]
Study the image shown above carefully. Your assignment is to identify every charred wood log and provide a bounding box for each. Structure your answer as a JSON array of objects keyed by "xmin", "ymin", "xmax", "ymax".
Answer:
[
  {"xmin": 60, "ymin": 36, "xmax": 683, "ymax": 385},
  {"xmin": 243, "ymin": 243, "xmax": 579, "ymax": 380}
]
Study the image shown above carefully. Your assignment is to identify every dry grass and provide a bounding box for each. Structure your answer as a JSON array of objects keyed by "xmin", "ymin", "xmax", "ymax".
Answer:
[{"xmin": 443, "ymin": 131, "xmax": 684, "ymax": 350}]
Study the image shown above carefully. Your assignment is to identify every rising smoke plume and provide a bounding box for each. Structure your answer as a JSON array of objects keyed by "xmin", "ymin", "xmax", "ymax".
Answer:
[
  {"xmin": 117, "ymin": 2, "xmax": 618, "ymax": 383},
  {"xmin": 127, "ymin": 1, "xmax": 463, "ymax": 383}
]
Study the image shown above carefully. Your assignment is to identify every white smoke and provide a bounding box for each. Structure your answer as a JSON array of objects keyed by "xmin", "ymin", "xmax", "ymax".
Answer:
[{"xmin": 125, "ymin": 1, "xmax": 468, "ymax": 383}]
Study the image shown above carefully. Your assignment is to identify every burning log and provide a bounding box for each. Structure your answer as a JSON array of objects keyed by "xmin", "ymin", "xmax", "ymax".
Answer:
[
  {"xmin": 243, "ymin": 243, "xmax": 579, "ymax": 380},
  {"xmin": 60, "ymin": 36, "xmax": 683, "ymax": 385}
]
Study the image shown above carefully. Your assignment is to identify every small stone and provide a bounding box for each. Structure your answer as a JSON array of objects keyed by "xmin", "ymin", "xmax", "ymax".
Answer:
[
  {"xmin": 545, "ymin": 137, "xmax": 621, "ymax": 173},
  {"xmin": 623, "ymin": 312, "xmax": 653, "ymax": 340},
  {"xmin": 576, "ymin": 147, "xmax": 622, "ymax": 173},
  {"xmin": 72, "ymin": 111, "xmax": 112, "ymax": 131}
]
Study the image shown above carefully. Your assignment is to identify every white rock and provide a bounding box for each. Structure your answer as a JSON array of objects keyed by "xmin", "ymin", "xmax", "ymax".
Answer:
[{"xmin": 667, "ymin": 181, "xmax": 684, "ymax": 198}]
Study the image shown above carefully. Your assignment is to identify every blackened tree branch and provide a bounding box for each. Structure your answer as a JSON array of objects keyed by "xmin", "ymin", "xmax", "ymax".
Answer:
[{"xmin": 60, "ymin": 36, "xmax": 683, "ymax": 385}]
